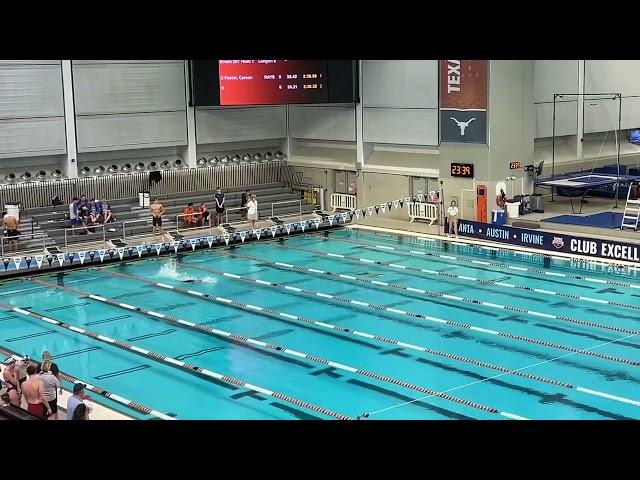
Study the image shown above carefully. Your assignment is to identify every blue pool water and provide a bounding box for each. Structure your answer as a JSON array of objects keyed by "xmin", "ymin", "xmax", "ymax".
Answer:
[{"xmin": 0, "ymin": 228, "xmax": 638, "ymax": 420}]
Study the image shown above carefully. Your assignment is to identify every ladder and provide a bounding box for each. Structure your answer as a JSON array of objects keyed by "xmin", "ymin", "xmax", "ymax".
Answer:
[{"xmin": 621, "ymin": 181, "xmax": 640, "ymax": 231}]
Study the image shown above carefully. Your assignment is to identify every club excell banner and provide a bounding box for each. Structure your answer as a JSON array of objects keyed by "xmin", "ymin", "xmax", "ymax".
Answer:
[{"xmin": 439, "ymin": 60, "xmax": 488, "ymax": 144}]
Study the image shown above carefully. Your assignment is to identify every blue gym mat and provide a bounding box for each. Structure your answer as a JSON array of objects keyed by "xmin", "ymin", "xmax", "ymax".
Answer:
[{"xmin": 542, "ymin": 212, "xmax": 624, "ymax": 229}]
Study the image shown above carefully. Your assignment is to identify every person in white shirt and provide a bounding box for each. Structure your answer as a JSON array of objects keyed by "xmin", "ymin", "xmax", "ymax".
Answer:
[
  {"xmin": 447, "ymin": 200, "xmax": 459, "ymax": 237},
  {"xmin": 246, "ymin": 194, "xmax": 258, "ymax": 230}
]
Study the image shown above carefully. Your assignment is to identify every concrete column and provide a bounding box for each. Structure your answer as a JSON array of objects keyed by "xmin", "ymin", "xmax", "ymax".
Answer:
[
  {"xmin": 356, "ymin": 60, "xmax": 365, "ymax": 169},
  {"xmin": 576, "ymin": 60, "xmax": 585, "ymax": 159},
  {"xmin": 61, "ymin": 60, "xmax": 78, "ymax": 178},
  {"xmin": 183, "ymin": 60, "xmax": 197, "ymax": 168}
]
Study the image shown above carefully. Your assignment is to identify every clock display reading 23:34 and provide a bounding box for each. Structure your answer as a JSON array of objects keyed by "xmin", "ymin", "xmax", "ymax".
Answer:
[{"xmin": 450, "ymin": 162, "xmax": 474, "ymax": 178}]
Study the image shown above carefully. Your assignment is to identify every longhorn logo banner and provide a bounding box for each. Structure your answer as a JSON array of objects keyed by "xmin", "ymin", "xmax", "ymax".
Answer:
[
  {"xmin": 439, "ymin": 60, "xmax": 488, "ymax": 144},
  {"xmin": 155, "ymin": 244, "xmax": 163, "ymax": 255},
  {"xmin": 313, "ymin": 218, "xmax": 321, "ymax": 229},
  {"xmin": 254, "ymin": 229, "xmax": 261, "ymax": 240},
  {"xmin": 189, "ymin": 238, "xmax": 197, "ymax": 251},
  {"xmin": 239, "ymin": 231, "xmax": 246, "ymax": 243},
  {"xmin": 35, "ymin": 256, "xmax": 44, "ymax": 269},
  {"xmin": 207, "ymin": 236, "xmax": 214, "ymax": 248},
  {"xmin": 117, "ymin": 247, "xmax": 125, "ymax": 260},
  {"xmin": 136, "ymin": 245, "xmax": 144, "ymax": 257},
  {"xmin": 270, "ymin": 226, "xmax": 278, "ymax": 237},
  {"xmin": 56, "ymin": 253, "xmax": 65, "ymax": 266},
  {"xmin": 285, "ymin": 224, "xmax": 292, "ymax": 235},
  {"xmin": 78, "ymin": 251, "xmax": 86, "ymax": 264},
  {"xmin": 13, "ymin": 257, "xmax": 21, "ymax": 271},
  {"xmin": 98, "ymin": 250, "xmax": 106, "ymax": 262}
]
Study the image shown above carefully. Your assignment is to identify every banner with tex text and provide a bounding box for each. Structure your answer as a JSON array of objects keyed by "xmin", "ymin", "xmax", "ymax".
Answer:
[
  {"xmin": 439, "ymin": 60, "xmax": 488, "ymax": 144},
  {"xmin": 458, "ymin": 219, "xmax": 640, "ymax": 265}
]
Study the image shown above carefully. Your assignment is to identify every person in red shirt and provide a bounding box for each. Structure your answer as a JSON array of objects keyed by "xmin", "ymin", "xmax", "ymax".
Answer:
[
  {"xmin": 198, "ymin": 203, "xmax": 210, "ymax": 226},
  {"xmin": 182, "ymin": 203, "xmax": 199, "ymax": 227},
  {"xmin": 496, "ymin": 189, "xmax": 507, "ymax": 210}
]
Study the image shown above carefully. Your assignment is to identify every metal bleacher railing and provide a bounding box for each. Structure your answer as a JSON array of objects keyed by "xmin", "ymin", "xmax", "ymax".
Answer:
[{"xmin": 0, "ymin": 162, "xmax": 288, "ymax": 211}]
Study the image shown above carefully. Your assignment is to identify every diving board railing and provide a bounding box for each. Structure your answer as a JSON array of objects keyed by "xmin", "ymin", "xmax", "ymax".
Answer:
[{"xmin": 330, "ymin": 193, "xmax": 357, "ymax": 211}]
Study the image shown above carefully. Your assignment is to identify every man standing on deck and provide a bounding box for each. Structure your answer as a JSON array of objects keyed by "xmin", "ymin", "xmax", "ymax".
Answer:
[
  {"xmin": 150, "ymin": 199, "xmax": 165, "ymax": 237},
  {"xmin": 3, "ymin": 211, "xmax": 20, "ymax": 253},
  {"xmin": 21, "ymin": 364, "xmax": 51, "ymax": 419}
]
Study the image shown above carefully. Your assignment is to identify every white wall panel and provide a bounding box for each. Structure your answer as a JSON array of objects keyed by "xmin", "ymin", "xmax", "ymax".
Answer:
[
  {"xmin": 535, "ymin": 101, "xmax": 577, "ymax": 138},
  {"xmin": 0, "ymin": 118, "xmax": 66, "ymax": 158},
  {"xmin": 362, "ymin": 60, "xmax": 438, "ymax": 108},
  {"xmin": 0, "ymin": 64, "xmax": 64, "ymax": 119},
  {"xmin": 196, "ymin": 107, "xmax": 286, "ymax": 144},
  {"xmin": 76, "ymin": 112, "xmax": 187, "ymax": 152},
  {"xmin": 73, "ymin": 61, "xmax": 186, "ymax": 115},
  {"xmin": 363, "ymin": 108, "xmax": 438, "ymax": 145},
  {"xmin": 289, "ymin": 106, "xmax": 355, "ymax": 141}
]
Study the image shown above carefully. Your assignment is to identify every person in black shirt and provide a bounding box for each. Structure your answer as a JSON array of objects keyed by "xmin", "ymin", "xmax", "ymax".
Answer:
[
  {"xmin": 240, "ymin": 189, "xmax": 250, "ymax": 220},
  {"xmin": 214, "ymin": 187, "xmax": 225, "ymax": 226}
]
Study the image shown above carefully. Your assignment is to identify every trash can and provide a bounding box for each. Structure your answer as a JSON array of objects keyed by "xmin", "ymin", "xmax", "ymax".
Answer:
[
  {"xmin": 138, "ymin": 191, "xmax": 150, "ymax": 208},
  {"xmin": 492, "ymin": 209, "xmax": 506, "ymax": 226},
  {"xmin": 506, "ymin": 201, "xmax": 521, "ymax": 219},
  {"xmin": 4, "ymin": 202, "xmax": 20, "ymax": 222}
]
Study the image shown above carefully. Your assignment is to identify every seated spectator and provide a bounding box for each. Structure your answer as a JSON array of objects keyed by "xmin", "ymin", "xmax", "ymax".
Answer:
[
  {"xmin": 0, "ymin": 392, "xmax": 10, "ymax": 407},
  {"xmin": 182, "ymin": 203, "xmax": 199, "ymax": 227},
  {"xmin": 198, "ymin": 203, "xmax": 210, "ymax": 226},
  {"xmin": 99, "ymin": 198, "xmax": 115, "ymax": 223}
]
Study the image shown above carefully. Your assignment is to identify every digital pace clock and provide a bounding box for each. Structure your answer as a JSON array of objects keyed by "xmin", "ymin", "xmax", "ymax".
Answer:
[{"xmin": 450, "ymin": 162, "xmax": 474, "ymax": 178}]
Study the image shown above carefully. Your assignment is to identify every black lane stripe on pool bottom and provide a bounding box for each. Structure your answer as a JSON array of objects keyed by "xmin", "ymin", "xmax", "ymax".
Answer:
[
  {"xmin": 94, "ymin": 364, "xmax": 151, "ymax": 380},
  {"xmin": 85, "ymin": 314, "xmax": 132, "ymax": 326},
  {"xmin": 43, "ymin": 302, "xmax": 91, "ymax": 312},
  {"xmin": 126, "ymin": 329, "xmax": 177, "ymax": 342},
  {"xmin": 6, "ymin": 330, "xmax": 57, "ymax": 342},
  {"xmin": 53, "ymin": 346, "xmax": 101, "ymax": 359}
]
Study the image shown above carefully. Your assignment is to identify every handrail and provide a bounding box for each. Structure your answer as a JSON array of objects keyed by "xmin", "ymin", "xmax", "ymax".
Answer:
[
  {"xmin": 271, "ymin": 199, "xmax": 302, "ymax": 218},
  {"xmin": 224, "ymin": 206, "xmax": 247, "ymax": 224},
  {"xmin": 175, "ymin": 211, "xmax": 211, "ymax": 234},
  {"xmin": 1, "ymin": 232, "xmax": 47, "ymax": 256},
  {"xmin": 64, "ymin": 225, "xmax": 107, "ymax": 254}
]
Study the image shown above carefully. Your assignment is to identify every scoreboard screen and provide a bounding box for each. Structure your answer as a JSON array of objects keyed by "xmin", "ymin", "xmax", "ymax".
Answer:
[{"xmin": 192, "ymin": 60, "xmax": 357, "ymax": 106}]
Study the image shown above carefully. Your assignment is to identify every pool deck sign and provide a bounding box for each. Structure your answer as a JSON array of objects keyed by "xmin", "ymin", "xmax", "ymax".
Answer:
[{"xmin": 458, "ymin": 220, "xmax": 640, "ymax": 264}]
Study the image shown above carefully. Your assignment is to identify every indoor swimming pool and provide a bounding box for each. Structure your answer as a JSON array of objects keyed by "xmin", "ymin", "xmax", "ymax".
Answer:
[{"xmin": 0, "ymin": 228, "xmax": 638, "ymax": 420}]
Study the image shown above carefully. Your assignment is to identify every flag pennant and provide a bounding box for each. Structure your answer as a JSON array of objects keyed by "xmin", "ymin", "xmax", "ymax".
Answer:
[
  {"xmin": 98, "ymin": 250, "xmax": 106, "ymax": 262},
  {"xmin": 313, "ymin": 218, "xmax": 321, "ymax": 229},
  {"xmin": 46, "ymin": 255, "xmax": 53, "ymax": 266},
  {"xmin": 172, "ymin": 241, "xmax": 179, "ymax": 253},
  {"xmin": 56, "ymin": 253, "xmax": 65, "ymax": 266},
  {"xmin": 25, "ymin": 257, "xmax": 32, "ymax": 268},
  {"xmin": 189, "ymin": 238, "xmax": 197, "ymax": 251},
  {"xmin": 368, "ymin": 206, "xmax": 374, "ymax": 216},
  {"xmin": 117, "ymin": 247, "xmax": 125, "ymax": 260},
  {"xmin": 13, "ymin": 257, "xmax": 21, "ymax": 271},
  {"xmin": 78, "ymin": 251, "xmax": 86, "ymax": 265},
  {"xmin": 68, "ymin": 253, "xmax": 75, "ymax": 264},
  {"xmin": 136, "ymin": 245, "xmax": 144, "ymax": 257},
  {"xmin": 418, "ymin": 193, "xmax": 424, "ymax": 202},
  {"xmin": 35, "ymin": 256, "xmax": 44, "ymax": 269},
  {"xmin": 207, "ymin": 236, "xmax": 214, "ymax": 248},
  {"xmin": 155, "ymin": 244, "xmax": 162, "ymax": 255},
  {"xmin": 341, "ymin": 212, "xmax": 348, "ymax": 223},
  {"xmin": 270, "ymin": 226, "xmax": 278, "ymax": 238},
  {"xmin": 381, "ymin": 203, "xmax": 386, "ymax": 214},
  {"xmin": 224, "ymin": 233, "xmax": 230, "ymax": 246},
  {"xmin": 254, "ymin": 229, "xmax": 261, "ymax": 240},
  {"xmin": 355, "ymin": 210, "xmax": 360, "ymax": 220},
  {"xmin": 328, "ymin": 215, "xmax": 335, "ymax": 226},
  {"xmin": 146, "ymin": 245, "xmax": 153, "ymax": 254},
  {"xmin": 300, "ymin": 221, "xmax": 306, "ymax": 232},
  {"xmin": 89, "ymin": 251, "xmax": 95, "ymax": 261},
  {"xmin": 285, "ymin": 224, "xmax": 292, "ymax": 235},
  {"xmin": 399, "ymin": 199, "xmax": 404, "ymax": 209},
  {"xmin": 393, "ymin": 200, "xmax": 399, "ymax": 210},
  {"xmin": 239, "ymin": 231, "xmax": 246, "ymax": 243},
  {"xmin": 2, "ymin": 259, "xmax": 9, "ymax": 271},
  {"xmin": 374, "ymin": 205, "xmax": 379, "ymax": 215}
]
